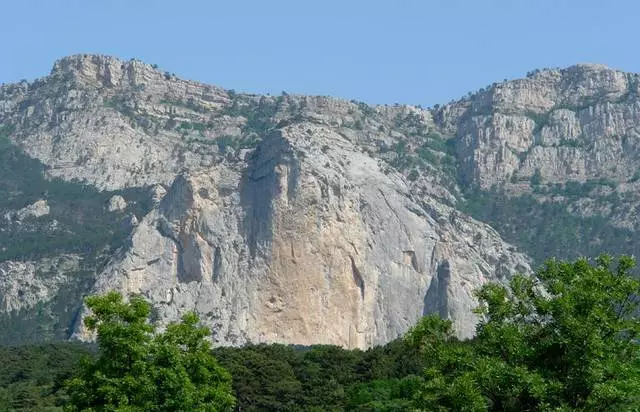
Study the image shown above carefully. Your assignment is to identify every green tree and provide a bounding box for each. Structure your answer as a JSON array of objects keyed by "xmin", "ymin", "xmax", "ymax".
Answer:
[
  {"xmin": 213, "ymin": 344, "xmax": 303, "ymax": 411},
  {"xmin": 409, "ymin": 255, "xmax": 640, "ymax": 411},
  {"xmin": 406, "ymin": 316, "xmax": 485, "ymax": 411},
  {"xmin": 64, "ymin": 292, "xmax": 235, "ymax": 412},
  {"xmin": 530, "ymin": 168, "xmax": 542, "ymax": 186},
  {"xmin": 345, "ymin": 376, "xmax": 424, "ymax": 411}
]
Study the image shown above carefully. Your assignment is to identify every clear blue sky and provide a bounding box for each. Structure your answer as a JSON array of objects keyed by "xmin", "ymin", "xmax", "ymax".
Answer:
[{"xmin": 2, "ymin": 0, "xmax": 638, "ymax": 107}]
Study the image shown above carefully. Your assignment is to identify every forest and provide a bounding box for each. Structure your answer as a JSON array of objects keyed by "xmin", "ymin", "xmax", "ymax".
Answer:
[{"xmin": 1, "ymin": 255, "xmax": 639, "ymax": 411}]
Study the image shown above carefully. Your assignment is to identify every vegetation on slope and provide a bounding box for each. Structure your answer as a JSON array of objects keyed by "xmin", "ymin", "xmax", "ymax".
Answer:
[
  {"xmin": 461, "ymin": 188, "xmax": 637, "ymax": 266},
  {"xmin": 408, "ymin": 254, "xmax": 640, "ymax": 410},
  {"xmin": 0, "ymin": 125, "xmax": 153, "ymax": 262},
  {"xmin": 0, "ymin": 124, "xmax": 155, "ymax": 344},
  {"xmin": 0, "ymin": 343, "xmax": 92, "ymax": 411},
  {"xmin": 64, "ymin": 292, "xmax": 235, "ymax": 412},
  {"xmin": 2, "ymin": 255, "xmax": 639, "ymax": 411}
]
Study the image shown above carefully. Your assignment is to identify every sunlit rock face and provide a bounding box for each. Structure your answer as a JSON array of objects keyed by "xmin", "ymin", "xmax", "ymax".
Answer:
[
  {"xmin": 1, "ymin": 54, "xmax": 539, "ymax": 348},
  {"xmin": 78, "ymin": 124, "xmax": 529, "ymax": 348}
]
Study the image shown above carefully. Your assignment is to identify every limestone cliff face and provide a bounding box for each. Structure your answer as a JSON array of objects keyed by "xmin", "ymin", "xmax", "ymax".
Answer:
[
  {"xmin": 0, "ymin": 54, "xmax": 539, "ymax": 347},
  {"xmin": 436, "ymin": 64, "xmax": 640, "ymax": 190},
  {"xmin": 0, "ymin": 255, "xmax": 81, "ymax": 313},
  {"xmin": 79, "ymin": 124, "xmax": 529, "ymax": 347},
  {"xmin": 432, "ymin": 64, "xmax": 640, "ymax": 234},
  {"xmin": 1, "ymin": 54, "xmax": 231, "ymax": 190}
]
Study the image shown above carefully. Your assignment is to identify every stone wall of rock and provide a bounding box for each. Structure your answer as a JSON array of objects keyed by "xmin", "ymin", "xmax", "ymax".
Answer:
[
  {"xmin": 77, "ymin": 124, "xmax": 529, "ymax": 348},
  {"xmin": 0, "ymin": 54, "xmax": 543, "ymax": 347},
  {"xmin": 436, "ymin": 64, "xmax": 640, "ymax": 190}
]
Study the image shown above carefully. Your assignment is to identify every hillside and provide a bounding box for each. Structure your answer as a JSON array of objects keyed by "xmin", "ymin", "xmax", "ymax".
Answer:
[{"xmin": 1, "ymin": 55, "xmax": 637, "ymax": 347}]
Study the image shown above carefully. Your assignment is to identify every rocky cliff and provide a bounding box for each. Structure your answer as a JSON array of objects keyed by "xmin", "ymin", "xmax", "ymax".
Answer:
[
  {"xmin": 430, "ymin": 64, "xmax": 640, "ymax": 265},
  {"xmin": 77, "ymin": 123, "xmax": 529, "ymax": 347},
  {"xmin": 436, "ymin": 63, "xmax": 640, "ymax": 190},
  {"xmin": 4, "ymin": 55, "xmax": 638, "ymax": 347}
]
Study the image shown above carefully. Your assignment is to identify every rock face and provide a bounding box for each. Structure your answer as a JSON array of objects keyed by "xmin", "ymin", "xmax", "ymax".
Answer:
[
  {"xmin": 107, "ymin": 195, "xmax": 127, "ymax": 212},
  {"xmin": 77, "ymin": 125, "xmax": 529, "ymax": 347},
  {"xmin": 0, "ymin": 255, "xmax": 80, "ymax": 313},
  {"xmin": 1, "ymin": 55, "xmax": 230, "ymax": 190},
  {"xmin": 436, "ymin": 64, "xmax": 640, "ymax": 190},
  {"xmin": 13, "ymin": 54, "xmax": 640, "ymax": 348},
  {"xmin": 4, "ymin": 199, "xmax": 50, "ymax": 222},
  {"xmin": 431, "ymin": 63, "xmax": 640, "ymax": 241}
]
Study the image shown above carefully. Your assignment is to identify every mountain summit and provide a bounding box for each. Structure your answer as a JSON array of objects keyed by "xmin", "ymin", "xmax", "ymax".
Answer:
[{"xmin": 1, "ymin": 54, "xmax": 638, "ymax": 347}]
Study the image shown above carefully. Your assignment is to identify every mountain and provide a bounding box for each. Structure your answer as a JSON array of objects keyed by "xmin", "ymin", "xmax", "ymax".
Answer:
[
  {"xmin": 436, "ymin": 64, "xmax": 640, "ymax": 265},
  {"xmin": 0, "ymin": 55, "xmax": 636, "ymax": 348}
]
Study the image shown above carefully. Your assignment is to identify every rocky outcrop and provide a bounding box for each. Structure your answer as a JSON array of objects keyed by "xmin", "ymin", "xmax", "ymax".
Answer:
[
  {"xmin": 107, "ymin": 195, "xmax": 127, "ymax": 212},
  {"xmin": 4, "ymin": 199, "xmax": 50, "ymax": 222},
  {"xmin": 0, "ymin": 255, "xmax": 80, "ymax": 313},
  {"xmin": 78, "ymin": 124, "xmax": 529, "ymax": 347},
  {"xmin": 1, "ymin": 54, "xmax": 233, "ymax": 190},
  {"xmin": 436, "ymin": 64, "xmax": 640, "ymax": 190},
  {"xmin": 430, "ymin": 63, "xmax": 640, "ymax": 235},
  {"xmin": 0, "ymin": 54, "xmax": 565, "ymax": 348},
  {"xmin": 150, "ymin": 184, "xmax": 167, "ymax": 204}
]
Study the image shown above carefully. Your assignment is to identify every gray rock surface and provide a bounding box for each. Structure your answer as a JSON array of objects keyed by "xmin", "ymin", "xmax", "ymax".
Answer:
[
  {"xmin": 433, "ymin": 63, "xmax": 640, "ymax": 231},
  {"xmin": 150, "ymin": 184, "xmax": 167, "ymax": 204},
  {"xmin": 77, "ymin": 124, "xmax": 529, "ymax": 347},
  {"xmin": 4, "ymin": 200, "xmax": 50, "ymax": 222},
  {"xmin": 10, "ymin": 54, "xmax": 616, "ymax": 347},
  {"xmin": 107, "ymin": 195, "xmax": 127, "ymax": 212},
  {"xmin": 436, "ymin": 64, "xmax": 639, "ymax": 188},
  {"xmin": 0, "ymin": 255, "xmax": 80, "ymax": 313}
]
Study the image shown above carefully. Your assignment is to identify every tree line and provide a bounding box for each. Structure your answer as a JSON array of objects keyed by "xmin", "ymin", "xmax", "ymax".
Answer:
[{"xmin": 1, "ymin": 254, "xmax": 639, "ymax": 411}]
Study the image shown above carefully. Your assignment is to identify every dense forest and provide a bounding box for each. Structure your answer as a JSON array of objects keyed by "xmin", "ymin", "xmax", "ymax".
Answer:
[
  {"xmin": 0, "ymin": 338, "xmax": 424, "ymax": 411},
  {"xmin": 1, "ymin": 255, "xmax": 639, "ymax": 411}
]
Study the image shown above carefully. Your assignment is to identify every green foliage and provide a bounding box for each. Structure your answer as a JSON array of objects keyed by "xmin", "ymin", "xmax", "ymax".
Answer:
[
  {"xmin": 554, "ymin": 99, "xmax": 601, "ymax": 113},
  {"xmin": 530, "ymin": 168, "xmax": 542, "ymax": 186},
  {"xmin": 558, "ymin": 138, "xmax": 588, "ymax": 148},
  {"xmin": 0, "ymin": 134, "xmax": 153, "ymax": 262},
  {"xmin": 64, "ymin": 292, "xmax": 235, "ymax": 412},
  {"xmin": 389, "ymin": 136, "xmax": 457, "ymax": 185},
  {"xmin": 0, "ymin": 275, "xmax": 93, "ymax": 345},
  {"xmin": 408, "ymin": 255, "xmax": 640, "ymax": 411},
  {"xmin": 215, "ymin": 135, "xmax": 238, "ymax": 153},
  {"xmin": 159, "ymin": 97, "xmax": 208, "ymax": 114},
  {"xmin": 418, "ymin": 132, "xmax": 456, "ymax": 156},
  {"xmin": 103, "ymin": 96, "xmax": 137, "ymax": 122},
  {"xmin": 461, "ymin": 190, "xmax": 637, "ymax": 266},
  {"xmin": 0, "ymin": 130, "xmax": 155, "ymax": 344},
  {"xmin": 213, "ymin": 337, "xmax": 425, "ymax": 411},
  {"xmin": 525, "ymin": 110, "xmax": 551, "ymax": 134},
  {"xmin": 8, "ymin": 263, "xmax": 639, "ymax": 412},
  {"xmin": 387, "ymin": 140, "xmax": 423, "ymax": 173},
  {"xmin": 0, "ymin": 123, "xmax": 17, "ymax": 141},
  {"xmin": 3, "ymin": 336, "xmax": 425, "ymax": 411},
  {"xmin": 416, "ymin": 146, "xmax": 439, "ymax": 165},
  {"xmin": 345, "ymin": 376, "xmax": 423, "ymax": 411},
  {"xmin": 356, "ymin": 101, "xmax": 376, "ymax": 117},
  {"xmin": 213, "ymin": 344, "xmax": 302, "ymax": 411},
  {"xmin": 221, "ymin": 95, "xmax": 279, "ymax": 136},
  {"xmin": 392, "ymin": 140, "xmax": 407, "ymax": 156},
  {"xmin": 0, "ymin": 343, "xmax": 93, "ymax": 411}
]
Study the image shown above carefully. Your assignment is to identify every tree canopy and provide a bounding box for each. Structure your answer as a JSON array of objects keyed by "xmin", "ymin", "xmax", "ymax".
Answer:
[
  {"xmin": 408, "ymin": 254, "xmax": 640, "ymax": 411},
  {"xmin": 64, "ymin": 292, "xmax": 235, "ymax": 412},
  {"xmin": 3, "ymin": 255, "xmax": 639, "ymax": 411}
]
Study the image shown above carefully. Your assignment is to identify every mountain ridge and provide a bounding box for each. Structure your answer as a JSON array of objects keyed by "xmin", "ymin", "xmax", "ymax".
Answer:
[{"xmin": 0, "ymin": 54, "xmax": 637, "ymax": 347}]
